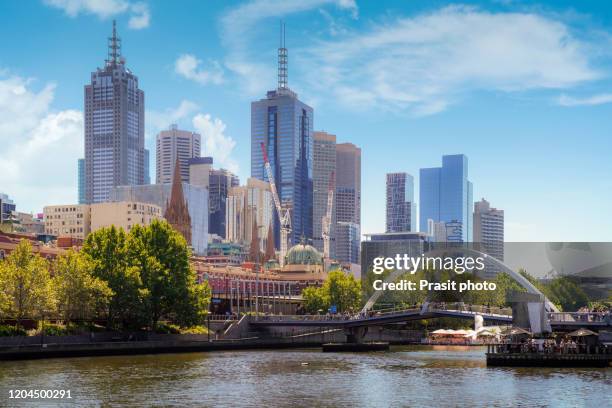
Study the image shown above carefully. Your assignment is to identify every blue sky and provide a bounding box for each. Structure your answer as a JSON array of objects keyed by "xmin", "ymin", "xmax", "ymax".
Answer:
[{"xmin": 1, "ymin": 0, "xmax": 612, "ymax": 241}]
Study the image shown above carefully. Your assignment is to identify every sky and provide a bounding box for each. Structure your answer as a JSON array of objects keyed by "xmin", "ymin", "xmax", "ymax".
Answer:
[{"xmin": 1, "ymin": 0, "xmax": 612, "ymax": 242}]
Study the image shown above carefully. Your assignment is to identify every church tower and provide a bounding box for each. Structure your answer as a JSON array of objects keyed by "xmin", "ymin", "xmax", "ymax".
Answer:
[{"xmin": 165, "ymin": 158, "xmax": 192, "ymax": 244}]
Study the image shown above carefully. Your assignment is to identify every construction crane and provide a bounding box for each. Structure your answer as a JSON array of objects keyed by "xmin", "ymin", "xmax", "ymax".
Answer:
[
  {"xmin": 260, "ymin": 142, "xmax": 291, "ymax": 267},
  {"xmin": 322, "ymin": 171, "xmax": 335, "ymax": 261}
]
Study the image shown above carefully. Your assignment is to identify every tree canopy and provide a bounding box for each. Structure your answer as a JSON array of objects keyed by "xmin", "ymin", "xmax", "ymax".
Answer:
[{"xmin": 302, "ymin": 270, "xmax": 361, "ymax": 314}]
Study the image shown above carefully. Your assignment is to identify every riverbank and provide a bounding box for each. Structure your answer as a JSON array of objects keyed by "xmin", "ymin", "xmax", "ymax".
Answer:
[
  {"xmin": 0, "ymin": 338, "xmax": 322, "ymax": 361},
  {"xmin": 0, "ymin": 334, "xmax": 427, "ymax": 361}
]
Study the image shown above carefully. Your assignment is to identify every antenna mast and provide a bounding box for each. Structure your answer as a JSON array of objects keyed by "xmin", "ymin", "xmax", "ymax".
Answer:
[
  {"xmin": 277, "ymin": 21, "xmax": 288, "ymax": 90},
  {"xmin": 106, "ymin": 20, "xmax": 122, "ymax": 67}
]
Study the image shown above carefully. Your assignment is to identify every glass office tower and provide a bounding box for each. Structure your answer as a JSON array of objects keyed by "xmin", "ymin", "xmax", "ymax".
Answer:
[
  {"xmin": 251, "ymin": 88, "xmax": 313, "ymax": 246},
  {"xmin": 419, "ymin": 154, "xmax": 473, "ymax": 242}
]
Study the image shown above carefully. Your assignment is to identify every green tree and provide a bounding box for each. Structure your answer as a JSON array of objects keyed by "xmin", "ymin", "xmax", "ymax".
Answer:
[
  {"xmin": 127, "ymin": 221, "xmax": 211, "ymax": 328},
  {"xmin": 0, "ymin": 240, "xmax": 55, "ymax": 325},
  {"xmin": 52, "ymin": 250, "xmax": 113, "ymax": 324},
  {"xmin": 302, "ymin": 286, "xmax": 328, "ymax": 314},
  {"xmin": 322, "ymin": 270, "xmax": 361, "ymax": 313},
  {"xmin": 81, "ymin": 226, "xmax": 145, "ymax": 329},
  {"xmin": 542, "ymin": 276, "xmax": 589, "ymax": 312}
]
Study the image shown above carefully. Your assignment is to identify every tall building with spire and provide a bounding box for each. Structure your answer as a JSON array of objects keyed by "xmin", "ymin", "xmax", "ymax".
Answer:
[
  {"xmin": 164, "ymin": 158, "xmax": 192, "ymax": 244},
  {"xmin": 84, "ymin": 21, "xmax": 146, "ymax": 203},
  {"xmin": 251, "ymin": 23, "xmax": 314, "ymax": 247}
]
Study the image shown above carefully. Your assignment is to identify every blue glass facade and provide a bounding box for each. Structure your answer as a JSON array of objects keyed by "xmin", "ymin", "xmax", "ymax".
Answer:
[
  {"xmin": 251, "ymin": 89, "xmax": 313, "ymax": 246},
  {"xmin": 419, "ymin": 154, "xmax": 473, "ymax": 242},
  {"xmin": 78, "ymin": 158, "xmax": 86, "ymax": 204}
]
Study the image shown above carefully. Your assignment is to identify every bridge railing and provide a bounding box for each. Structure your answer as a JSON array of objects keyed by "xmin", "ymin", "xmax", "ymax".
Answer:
[
  {"xmin": 429, "ymin": 303, "xmax": 512, "ymax": 317},
  {"xmin": 254, "ymin": 314, "xmax": 359, "ymax": 322},
  {"xmin": 252, "ymin": 304, "xmax": 517, "ymax": 323}
]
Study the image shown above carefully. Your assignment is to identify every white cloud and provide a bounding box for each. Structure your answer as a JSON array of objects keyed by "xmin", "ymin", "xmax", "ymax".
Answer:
[
  {"xmin": 0, "ymin": 74, "xmax": 83, "ymax": 212},
  {"xmin": 557, "ymin": 93, "xmax": 612, "ymax": 107},
  {"xmin": 147, "ymin": 101, "xmax": 239, "ymax": 173},
  {"xmin": 301, "ymin": 6, "xmax": 599, "ymax": 115},
  {"xmin": 44, "ymin": 0, "xmax": 150, "ymax": 29},
  {"xmin": 220, "ymin": 0, "xmax": 358, "ymax": 96},
  {"xmin": 174, "ymin": 54, "xmax": 224, "ymax": 86},
  {"xmin": 192, "ymin": 114, "xmax": 238, "ymax": 173},
  {"xmin": 128, "ymin": 2, "xmax": 150, "ymax": 29},
  {"xmin": 147, "ymin": 100, "xmax": 200, "ymax": 136}
]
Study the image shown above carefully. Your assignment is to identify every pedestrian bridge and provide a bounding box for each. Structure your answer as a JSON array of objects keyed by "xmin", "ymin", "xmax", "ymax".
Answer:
[
  {"xmin": 251, "ymin": 303, "xmax": 513, "ymax": 328},
  {"xmin": 250, "ymin": 304, "xmax": 611, "ymax": 331}
]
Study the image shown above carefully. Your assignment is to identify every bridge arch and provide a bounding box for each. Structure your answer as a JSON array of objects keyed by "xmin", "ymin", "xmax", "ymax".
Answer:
[{"xmin": 361, "ymin": 248, "xmax": 560, "ymax": 314}]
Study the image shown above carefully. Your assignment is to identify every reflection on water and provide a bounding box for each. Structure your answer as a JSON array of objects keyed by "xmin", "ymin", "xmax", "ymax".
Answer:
[{"xmin": 0, "ymin": 346, "xmax": 609, "ymax": 407}]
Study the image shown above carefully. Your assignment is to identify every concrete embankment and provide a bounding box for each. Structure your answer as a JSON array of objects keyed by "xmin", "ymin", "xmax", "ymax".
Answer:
[
  {"xmin": 0, "ymin": 338, "xmax": 328, "ymax": 361},
  {"xmin": 0, "ymin": 327, "xmax": 425, "ymax": 361}
]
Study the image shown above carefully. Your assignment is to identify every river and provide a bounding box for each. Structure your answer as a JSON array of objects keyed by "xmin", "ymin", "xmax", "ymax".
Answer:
[{"xmin": 0, "ymin": 346, "xmax": 609, "ymax": 407}]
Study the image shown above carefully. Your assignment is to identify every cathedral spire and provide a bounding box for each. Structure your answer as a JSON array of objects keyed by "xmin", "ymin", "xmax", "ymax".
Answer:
[{"xmin": 164, "ymin": 157, "xmax": 192, "ymax": 244}]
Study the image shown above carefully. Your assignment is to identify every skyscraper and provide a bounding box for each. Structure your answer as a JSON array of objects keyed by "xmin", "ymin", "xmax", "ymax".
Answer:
[
  {"xmin": 335, "ymin": 143, "xmax": 361, "ymax": 224},
  {"xmin": 386, "ymin": 173, "xmax": 416, "ymax": 233},
  {"xmin": 226, "ymin": 178, "xmax": 274, "ymax": 253},
  {"xmin": 144, "ymin": 149, "xmax": 150, "ymax": 185},
  {"xmin": 84, "ymin": 21, "xmax": 146, "ymax": 203},
  {"xmin": 335, "ymin": 142, "xmax": 361, "ymax": 263},
  {"xmin": 420, "ymin": 155, "xmax": 473, "ymax": 242},
  {"xmin": 474, "ymin": 198, "xmax": 504, "ymax": 261},
  {"xmin": 313, "ymin": 131, "xmax": 336, "ymax": 257},
  {"xmin": 78, "ymin": 158, "xmax": 85, "ymax": 204},
  {"xmin": 251, "ymin": 25, "xmax": 313, "ymax": 247},
  {"xmin": 209, "ymin": 168, "xmax": 239, "ymax": 239},
  {"xmin": 156, "ymin": 124, "xmax": 201, "ymax": 185}
]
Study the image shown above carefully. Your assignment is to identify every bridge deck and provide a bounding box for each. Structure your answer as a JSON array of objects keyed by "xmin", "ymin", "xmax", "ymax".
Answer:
[{"xmin": 250, "ymin": 309, "xmax": 610, "ymax": 329}]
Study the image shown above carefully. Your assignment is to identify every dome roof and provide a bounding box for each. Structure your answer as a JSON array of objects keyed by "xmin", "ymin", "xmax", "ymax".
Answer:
[{"xmin": 285, "ymin": 243, "xmax": 323, "ymax": 265}]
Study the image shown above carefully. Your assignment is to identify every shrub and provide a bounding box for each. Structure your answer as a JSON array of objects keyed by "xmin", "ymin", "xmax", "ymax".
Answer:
[
  {"xmin": 180, "ymin": 326, "xmax": 209, "ymax": 335},
  {"xmin": 154, "ymin": 322, "xmax": 181, "ymax": 334},
  {"xmin": 0, "ymin": 325, "xmax": 27, "ymax": 337},
  {"xmin": 39, "ymin": 323, "xmax": 69, "ymax": 336}
]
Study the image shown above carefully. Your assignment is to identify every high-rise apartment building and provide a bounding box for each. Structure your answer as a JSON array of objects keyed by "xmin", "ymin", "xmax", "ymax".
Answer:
[
  {"xmin": 209, "ymin": 168, "xmax": 239, "ymax": 239},
  {"xmin": 251, "ymin": 29, "xmax": 313, "ymax": 247},
  {"xmin": 156, "ymin": 124, "xmax": 201, "ymax": 184},
  {"xmin": 420, "ymin": 155, "xmax": 473, "ymax": 242},
  {"xmin": 226, "ymin": 178, "xmax": 274, "ymax": 252},
  {"xmin": 313, "ymin": 131, "xmax": 336, "ymax": 257},
  {"xmin": 474, "ymin": 198, "xmax": 504, "ymax": 261},
  {"xmin": 84, "ymin": 21, "xmax": 146, "ymax": 203},
  {"xmin": 386, "ymin": 173, "xmax": 416, "ymax": 233}
]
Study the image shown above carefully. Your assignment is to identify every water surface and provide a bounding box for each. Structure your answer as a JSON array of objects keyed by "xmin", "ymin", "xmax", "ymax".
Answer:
[{"xmin": 0, "ymin": 346, "xmax": 609, "ymax": 407}]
